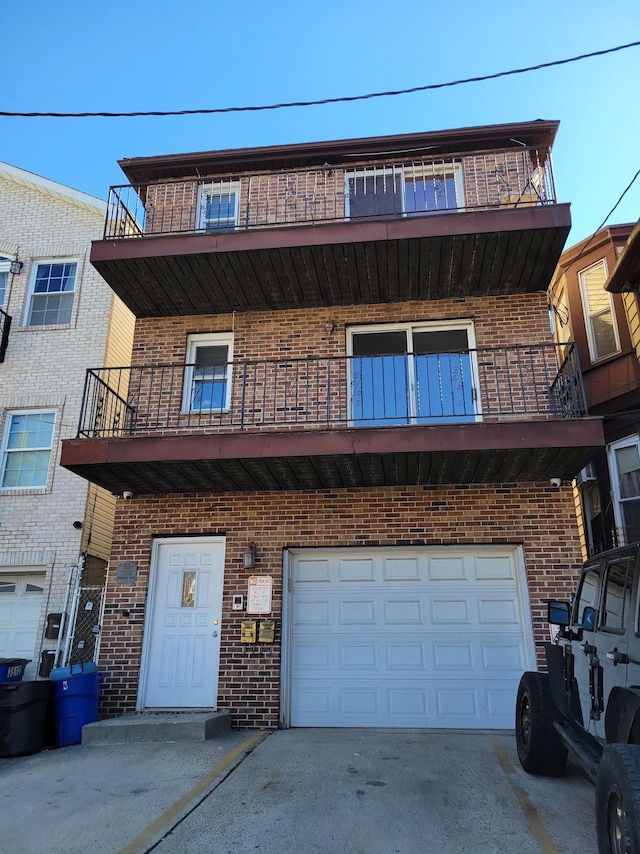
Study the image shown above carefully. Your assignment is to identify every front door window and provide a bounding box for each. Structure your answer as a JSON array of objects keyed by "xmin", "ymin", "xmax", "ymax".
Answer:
[{"xmin": 349, "ymin": 322, "xmax": 477, "ymax": 426}]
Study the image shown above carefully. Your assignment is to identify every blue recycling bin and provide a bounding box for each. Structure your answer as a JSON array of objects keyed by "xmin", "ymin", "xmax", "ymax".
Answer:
[{"xmin": 50, "ymin": 669, "xmax": 103, "ymax": 747}]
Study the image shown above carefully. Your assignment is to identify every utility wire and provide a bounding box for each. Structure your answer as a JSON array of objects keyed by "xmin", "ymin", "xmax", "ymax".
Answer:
[
  {"xmin": 1, "ymin": 40, "xmax": 638, "ymax": 119},
  {"xmin": 549, "ymin": 165, "xmax": 640, "ymax": 308}
]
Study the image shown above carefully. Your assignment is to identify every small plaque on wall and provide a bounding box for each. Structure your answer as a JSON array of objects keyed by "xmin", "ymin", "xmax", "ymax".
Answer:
[{"xmin": 116, "ymin": 561, "xmax": 138, "ymax": 584}]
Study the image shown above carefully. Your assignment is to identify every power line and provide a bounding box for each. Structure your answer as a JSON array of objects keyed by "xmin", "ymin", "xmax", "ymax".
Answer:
[
  {"xmin": 549, "ymin": 165, "xmax": 640, "ymax": 302},
  {"xmin": 1, "ymin": 40, "xmax": 638, "ymax": 119}
]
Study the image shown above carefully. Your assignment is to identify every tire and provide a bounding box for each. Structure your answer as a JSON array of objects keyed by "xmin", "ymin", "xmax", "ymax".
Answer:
[
  {"xmin": 596, "ymin": 744, "xmax": 640, "ymax": 854},
  {"xmin": 515, "ymin": 671, "xmax": 567, "ymax": 777}
]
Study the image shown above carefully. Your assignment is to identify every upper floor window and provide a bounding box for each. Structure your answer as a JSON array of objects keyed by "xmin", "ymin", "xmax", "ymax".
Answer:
[
  {"xmin": 0, "ymin": 256, "xmax": 10, "ymax": 309},
  {"xmin": 348, "ymin": 320, "xmax": 478, "ymax": 426},
  {"xmin": 0, "ymin": 411, "xmax": 56, "ymax": 489},
  {"xmin": 183, "ymin": 333, "xmax": 233, "ymax": 412},
  {"xmin": 346, "ymin": 165, "xmax": 464, "ymax": 219},
  {"xmin": 26, "ymin": 260, "xmax": 77, "ymax": 326},
  {"xmin": 608, "ymin": 436, "xmax": 640, "ymax": 546},
  {"xmin": 198, "ymin": 183, "xmax": 239, "ymax": 232},
  {"xmin": 578, "ymin": 259, "xmax": 619, "ymax": 362}
]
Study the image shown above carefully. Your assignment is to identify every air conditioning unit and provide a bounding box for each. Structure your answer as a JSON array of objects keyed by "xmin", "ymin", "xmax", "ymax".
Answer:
[{"xmin": 575, "ymin": 463, "xmax": 597, "ymax": 486}]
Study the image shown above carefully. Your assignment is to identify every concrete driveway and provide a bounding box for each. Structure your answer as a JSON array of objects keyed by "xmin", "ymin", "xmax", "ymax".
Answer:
[{"xmin": 0, "ymin": 729, "xmax": 596, "ymax": 854}]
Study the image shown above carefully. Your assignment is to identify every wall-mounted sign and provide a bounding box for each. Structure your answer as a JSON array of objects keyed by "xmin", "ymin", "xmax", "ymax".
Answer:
[{"xmin": 246, "ymin": 575, "xmax": 273, "ymax": 614}]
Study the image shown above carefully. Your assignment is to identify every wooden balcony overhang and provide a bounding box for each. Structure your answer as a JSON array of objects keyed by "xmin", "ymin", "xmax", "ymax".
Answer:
[
  {"xmin": 60, "ymin": 417, "xmax": 604, "ymax": 495},
  {"xmin": 91, "ymin": 203, "xmax": 571, "ymax": 317}
]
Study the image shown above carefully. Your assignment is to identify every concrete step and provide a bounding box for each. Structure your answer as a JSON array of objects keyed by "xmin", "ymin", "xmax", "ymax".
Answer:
[{"xmin": 82, "ymin": 711, "xmax": 231, "ymax": 745}]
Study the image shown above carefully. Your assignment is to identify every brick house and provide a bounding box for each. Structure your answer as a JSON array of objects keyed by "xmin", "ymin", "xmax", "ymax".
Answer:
[
  {"xmin": 0, "ymin": 163, "xmax": 134, "ymax": 678},
  {"xmin": 551, "ymin": 223, "xmax": 640, "ymax": 556},
  {"xmin": 61, "ymin": 121, "xmax": 605, "ymax": 729}
]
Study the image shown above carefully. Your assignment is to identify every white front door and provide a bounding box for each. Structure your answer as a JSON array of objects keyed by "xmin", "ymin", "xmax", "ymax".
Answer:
[{"xmin": 141, "ymin": 537, "xmax": 225, "ymax": 709}]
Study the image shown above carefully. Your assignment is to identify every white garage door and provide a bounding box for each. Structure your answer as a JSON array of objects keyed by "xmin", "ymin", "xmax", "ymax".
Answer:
[
  {"xmin": 288, "ymin": 547, "xmax": 534, "ymax": 728},
  {"xmin": 0, "ymin": 574, "xmax": 46, "ymax": 668}
]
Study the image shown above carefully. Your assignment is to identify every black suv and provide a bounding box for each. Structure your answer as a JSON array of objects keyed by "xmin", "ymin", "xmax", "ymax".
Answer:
[{"xmin": 515, "ymin": 544, "xmax": 640, "ymax": 853}]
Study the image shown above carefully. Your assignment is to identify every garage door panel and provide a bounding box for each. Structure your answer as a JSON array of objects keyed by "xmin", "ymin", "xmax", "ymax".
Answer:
[
  {"xmin": 474, "ymin": 554, "xmax": 516, "ymax": 580},
  {"xmin": 289, "ymin": 547, "xmax": 532, "ymax": 728},
  {"xmin": 340, "ymin": 599, "xmax": 376, "ymax": 623}
]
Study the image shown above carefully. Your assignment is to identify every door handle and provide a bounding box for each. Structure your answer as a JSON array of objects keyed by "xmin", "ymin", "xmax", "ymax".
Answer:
[
  {"xmin": 606, "ymin": 649, "xmax": 628, "ymax": 666},
  {"xmin": 580, "ymin": 642, "xmax": 597, "ymax": 655}
]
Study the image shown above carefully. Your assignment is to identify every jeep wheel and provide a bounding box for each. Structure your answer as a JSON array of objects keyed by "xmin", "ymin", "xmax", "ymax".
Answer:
[
  {"xmin": 596, "ymin": 744, "xmax": 640, "ymax": 854},
  {"xmin": 515, "ymin": 671, "xmax": 567, "ymax": 776}
]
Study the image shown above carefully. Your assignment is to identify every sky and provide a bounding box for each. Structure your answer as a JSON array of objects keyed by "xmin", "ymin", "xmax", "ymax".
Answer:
[{"xmin": 1, "ymin": 0, "xmax": 639, "ymax": 247}]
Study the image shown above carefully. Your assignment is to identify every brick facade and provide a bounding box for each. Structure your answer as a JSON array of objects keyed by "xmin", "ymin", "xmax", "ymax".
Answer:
[{"xmin": 102, "ymin": 483, "xmax": 582, "ymax": 727}]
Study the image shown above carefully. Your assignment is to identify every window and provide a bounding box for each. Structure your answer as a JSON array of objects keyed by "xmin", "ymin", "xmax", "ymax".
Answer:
[
  {"xmin": 601, "ymin": 556, "xmax": 634, "ymax": 631},
  {"xmin": 1, "ymin": 411, "xmax": 55, "ymax": 488},
  {"xmin": 579, "ymin": 259, "xmax": 619, "ymax": 362},
  {"xmin": 573, "ymin": 566, "xmax": 601, "ymax": 629},
  {"xmin": 403, "ymin": 164, "xmax": 463, "ymax": 215},
  {"xmin": 26, "ymin": 261, "xmax": 77, "ymax": 326},
  {"xmin": 0, "ymin": 256, "xmax": 10, "ymax": 309},
  {"xmin": 183, "ymin": 333, "xmax": 233, "ymax": 412},
  {"xmin": 348, "ymin": 321, "xmax": 478, "ymax": 426},
  {"xmin": 199, "ymin": 183, "xmax": 239, "ymax": 232},
  {"xmin": 346, "ymin": 165, "xmax": 464, "ymax": 219},
  {"xmin": 608, "ymin": 437, "xmax": 640, "ymax": 545}
]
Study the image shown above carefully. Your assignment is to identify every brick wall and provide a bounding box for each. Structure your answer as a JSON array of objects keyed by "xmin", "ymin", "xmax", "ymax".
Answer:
[{"xmin": 101, "ymin": 482, "xmax": 582, "ymax": 728}]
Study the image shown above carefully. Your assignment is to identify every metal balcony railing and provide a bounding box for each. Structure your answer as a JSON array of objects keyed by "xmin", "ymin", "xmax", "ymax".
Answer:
[
  {"xmin": 0, "ymin": 309, "xmax": 11, "ymax": 363},
  {"xmin": 103, "ymin": 145, "xmax": 556, "ymax": 240},
  {"xmin": 77, "ymin": 344, "xmax": 586, "ymax": 439}
]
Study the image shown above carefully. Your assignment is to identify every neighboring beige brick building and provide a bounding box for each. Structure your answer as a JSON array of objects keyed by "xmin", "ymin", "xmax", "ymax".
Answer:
[{"xmin": 0, "ymin": 163, "xmax": 134, "ymax": 678}]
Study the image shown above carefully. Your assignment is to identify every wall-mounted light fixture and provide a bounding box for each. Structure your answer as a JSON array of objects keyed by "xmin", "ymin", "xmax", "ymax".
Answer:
[
  {"xmin": 9, "ymin": 259, "xmax": 23, "ymax": 275},
  {"xmin": 325, "ymin": 319, "xmax": 338, "ymax": 334},
  {"xmin": 244, "ymin": 541, "xmax": 257, "ymax": 569}
]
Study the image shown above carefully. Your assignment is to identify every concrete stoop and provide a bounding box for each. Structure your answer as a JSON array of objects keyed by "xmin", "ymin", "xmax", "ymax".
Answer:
[{"xmin": 81, "ymin": 711, "xmax": 231, "ymax": 745}]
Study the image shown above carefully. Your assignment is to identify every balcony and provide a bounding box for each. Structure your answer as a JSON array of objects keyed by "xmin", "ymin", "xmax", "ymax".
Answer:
[
  {"xmin": 91, "ymin": 141, "xmax": 570, "ymax": 317},
  {"xmin": 61, "ymin": 343, "xmax": 604, "ymax": 494},
  {"xmin": 0, "ymin": 309, "xmax": 11, "ymax": 363}
]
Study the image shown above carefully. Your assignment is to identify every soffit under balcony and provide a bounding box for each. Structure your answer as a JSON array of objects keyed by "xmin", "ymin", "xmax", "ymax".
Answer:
[
  {"xmin": 91, "ymin": 204, "xmax": 571, "ymax": 317},
  {"xmin": 60, "ymin": 418, "xmax": 604, "ymax": 496}
]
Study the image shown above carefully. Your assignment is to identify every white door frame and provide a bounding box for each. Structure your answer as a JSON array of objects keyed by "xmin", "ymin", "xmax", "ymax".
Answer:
[
  {"xmin": 137, "ymin": 535, "xmax": 225, "ymax": 711},
  {"xmin": 280, "ymin": 544, "xmax": 536, "ymax": 728}
]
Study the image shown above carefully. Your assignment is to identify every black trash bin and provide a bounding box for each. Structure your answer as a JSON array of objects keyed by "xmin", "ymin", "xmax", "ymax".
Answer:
[{"xmin": 0, "ymin": 681, "xmax": 51, "ymax": 757}]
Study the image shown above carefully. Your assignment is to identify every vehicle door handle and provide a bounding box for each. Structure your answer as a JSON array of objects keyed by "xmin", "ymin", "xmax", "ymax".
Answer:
[
  {"xmin": 606, "ymin": 649, "xmax": 628, "ymax": 665},
  {"xmin": 580, "ymin": 642, "xmax": 597, "ymax": 655}
]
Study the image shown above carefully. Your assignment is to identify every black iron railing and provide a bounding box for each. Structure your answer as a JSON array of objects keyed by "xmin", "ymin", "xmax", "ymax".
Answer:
[
  {"xmin": 77, "ymin": 344, "xmax": 586, "ymax": 439},
  {"xmin": 0, "ymin": 309, "xmax": 11, "ymax": 363},
  {"xmin": 103, "ymin": 145, "xmax": 556, "ymax": 240}
]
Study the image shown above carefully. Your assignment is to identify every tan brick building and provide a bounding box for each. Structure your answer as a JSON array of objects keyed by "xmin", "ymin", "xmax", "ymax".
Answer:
[
  {"xmin": 0, "ymin": 163, "xmax": 134, "ymax": 678},
  {"xmin": 62, "ymin": 122, "xmax": 604, "ymax": 729}
]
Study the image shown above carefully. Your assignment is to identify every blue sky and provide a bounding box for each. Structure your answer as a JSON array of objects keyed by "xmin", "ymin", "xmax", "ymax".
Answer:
[{"xmin": 1, "ymin": 0, "xmax": 639, "ymax": 246}]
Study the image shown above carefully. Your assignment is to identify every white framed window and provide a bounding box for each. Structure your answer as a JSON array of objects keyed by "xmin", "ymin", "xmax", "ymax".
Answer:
[
  {"xmin": 608, "ymin": 436, "xmax": 640, "ymax": 546},
  {"xmin": 0, "ymin": 256, "xmax": 10, "ymax": 309},
  {"xmin": 182, "ymin": 333, "xmax": 233, "ymax": 413},
  {"xmin": 0, "ymin": 411, "xmax": 56, "ymax": 489},
  {"xmin": 346, "ymin": 164, "xmax": 464, "ymax": 219},
  {"xmin": 198, "ymin": 182, "xmax": 240, "ymax": 232},
  {"xmin": 25, "ymin": 260, "xmax": 77, "ymax": 326},
  {"xmin": 347, "ymin": 319, "xmax": 479, "ymax": 426},
  {"xmin": 579, "ymin": 259, "xmax": 619, "ymax": 362}
]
